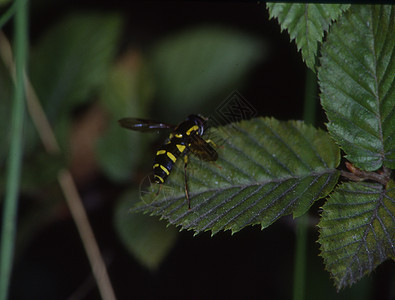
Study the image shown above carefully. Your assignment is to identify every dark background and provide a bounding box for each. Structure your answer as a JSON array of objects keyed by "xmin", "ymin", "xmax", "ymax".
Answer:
[{"xmin": 1, "ymin": 1, "xmax": 393, "ymax": 299}]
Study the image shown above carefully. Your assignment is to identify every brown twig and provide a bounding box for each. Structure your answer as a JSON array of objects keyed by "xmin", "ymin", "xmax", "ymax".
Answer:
[
  {"xmin": 341, "ymin": 162, "xmax": 391, "ymax": 185},
  {"xmin": 58, "ymin": 170, "xmax": 116, "ymax": 300}
]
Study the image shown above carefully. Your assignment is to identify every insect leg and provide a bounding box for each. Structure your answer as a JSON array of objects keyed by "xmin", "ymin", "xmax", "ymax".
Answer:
[
  {"xmin": 204, "ymin": 139, "xmax": 217, "ymax": 147},
  {"xmin": 184, "ymin": 155, "xmax": 191, "ymax": 210},
  {"xmin": 155, "ymin": 183, "xmax": 162, "ymax": 198}
]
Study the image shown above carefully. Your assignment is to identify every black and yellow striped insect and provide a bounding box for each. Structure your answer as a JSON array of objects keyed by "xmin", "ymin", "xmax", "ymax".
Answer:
[{"xmin": 118, "ymin": 114, "xmax": 218, "ymax": 209}]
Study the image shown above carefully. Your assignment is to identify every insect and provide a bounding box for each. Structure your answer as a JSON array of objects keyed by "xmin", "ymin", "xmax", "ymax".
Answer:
[{"xmin": 118, "ymin": 114, "xmax": 218, "ymax": 209}]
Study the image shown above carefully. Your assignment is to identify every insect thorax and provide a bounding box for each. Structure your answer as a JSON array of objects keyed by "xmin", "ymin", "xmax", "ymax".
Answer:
[{"xmin": 152, "ymin": 115, "xmax": 206, "ymax": 184}]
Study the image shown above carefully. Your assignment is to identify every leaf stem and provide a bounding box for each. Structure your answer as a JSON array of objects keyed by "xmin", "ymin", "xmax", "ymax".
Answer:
[
  {"xmin": 341, "ymin": 163, "xmax": 391, "ymax": 186},
  {"xmin": 0, "ymin": 1, "xmax": 28, "ymax": 299},
  {"xmin": 293, "ymin": 68, "xmax": 317, "ymax": 300}
]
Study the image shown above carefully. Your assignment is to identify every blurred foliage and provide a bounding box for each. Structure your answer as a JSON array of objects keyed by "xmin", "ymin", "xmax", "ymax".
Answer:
[
  {"xmin": 29, "ymin": 13, "xmax": 123, "ymax": 153},
  {"xmin": 0, "ymin": 56, "xmax": 13, "ymax": 168},
  {"xmin": 0, "ymin": 0, "xmax": 11, "ymax": 7},
  {"xmin": 148, "ymin": 26, "xmax": 266, "ymax": 120},
  {"xmin": 97, "ymin": 52, "xmax": 154, "ymax": 182},
  {"xmin": 114, "ymin": 190, "xmax": 178, "ymax": 270},
  {"xmin": 0, "ymin": 9, "xmax": 267, "ymax": 270},
  {"xmin": 30, "ymin": 13, "xmax": 122, "ymax": 114}
]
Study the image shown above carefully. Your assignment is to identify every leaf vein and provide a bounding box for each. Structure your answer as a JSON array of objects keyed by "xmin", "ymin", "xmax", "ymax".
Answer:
[
  {"xmin": 217, "ymin": 184, "xmax": 275, "ymax": 232},
  {"xmin": 187, "ymin": 186, "xmax": 251, "ymax": 228},
  {"xmin": 199, "ymin": 185, "xmax": 265, "ymax": 232},
  {"xmin": 231, "ymin": 124, "xmax": 293, "ymax": 175},
  {"xmin": 257, "ymin": 118, "xmax": 313, "ymax": 171},
  {"xmin": 325, "ymin": 106, "xmax": 382, "ymax": 150},
  {"xmin": 292, "ymin": 123, "xmax": 329, "ymax": 168},
  {"xmin": 325, "ymin": 36, "xmax": 378, "ymax": 100},
  {"xmin": 222, "ymin": 137, "xmax": 274, "ymax": 178}
]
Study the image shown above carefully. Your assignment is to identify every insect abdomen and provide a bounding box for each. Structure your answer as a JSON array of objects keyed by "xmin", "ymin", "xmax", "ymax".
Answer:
[{"xmin": 153, "ymin": 142, "xmax": 186, "ymax": 183}]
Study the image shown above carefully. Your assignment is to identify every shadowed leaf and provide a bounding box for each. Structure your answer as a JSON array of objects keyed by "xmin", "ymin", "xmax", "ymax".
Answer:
[
  {"xmin": 30, "ymin": 13, "xmax": 123, "ymax": 122},
  {"xmin": 97, "ymin": 53, "xmax": 153, "ymax": 181},
  {"xmin": 115, "ymin": 190, "xmax": 178, "ymax": 270}
]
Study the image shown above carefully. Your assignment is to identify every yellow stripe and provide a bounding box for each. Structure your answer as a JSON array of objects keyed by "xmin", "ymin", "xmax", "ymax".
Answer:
[
  {"xmin": 175, "ymin": 133, "xmax": 183, "ymax": 138},
  {"xmin": 176, "ymin": 144, "xmax": 186, "ymax": 153},
  {"xmin": 156, "ymin": 150, "xmax": 166, "ymax": 155},
  {"xmin": 166, "ymin": 152, "xmax": 177, "ymax": 162},
  {"xmin": 154, "ymin": 175, "xmax": 164, "ymax": 183},
  {"xmin": 160, "ymin": 165, "xmax": 170, "ymax": 175},
  {"xmin": 153, "ymin": 163, "xmax": 170, "ymax": 175},
  {"xmin": 186, "ymin": 125, "xmax": 199, "ymax": 136}
]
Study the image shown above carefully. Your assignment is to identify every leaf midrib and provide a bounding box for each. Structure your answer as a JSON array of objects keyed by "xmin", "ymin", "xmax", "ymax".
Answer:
[{"xmin": 139, "ymin": 168, "xmax": 338, "ymax": 210}]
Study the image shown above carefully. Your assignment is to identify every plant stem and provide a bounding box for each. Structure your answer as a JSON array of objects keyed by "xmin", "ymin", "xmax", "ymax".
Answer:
[
  {"xmin": 293, "ymin": 68, "xmax": 317, "ymax": 300},
  {"xmin": 301, "ymin": 69, "xmax": 317, "ymax": 126},
  {"xmin": 341, "ymin": 162, "xmax": 391, "ymax": 185},
  {"xmin": 0, "ymin": 1, "xmax": 28, "ymax": 299},
  {"xmin": 58, "ymin": 170, "xmax": 116, "ymax": 300}
]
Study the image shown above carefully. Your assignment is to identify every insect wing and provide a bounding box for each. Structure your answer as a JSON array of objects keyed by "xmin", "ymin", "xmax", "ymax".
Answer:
[
  {"xmin": 189, "ymin": 135, "xmax": 218, "ymax": 161},
  {"xmin": 118, "ymin": 118, "xmax": 175, "ymax": 132}
]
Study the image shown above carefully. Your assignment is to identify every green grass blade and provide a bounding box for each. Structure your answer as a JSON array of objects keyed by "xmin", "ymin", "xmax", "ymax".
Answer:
[
  {"xmin": 0, "ymin": 0, "xmax": 28, "ymax": 29},
  {"xmin": 0, "ymin": 0, "xmax": 27, "ymax": 299},
  {"xmin": 0, "ymin": 1, "xmax": 16, "ymax": 29},
  {"xmin": 293, "ymin": 68, "xmax": 318, "ymax": 300}
]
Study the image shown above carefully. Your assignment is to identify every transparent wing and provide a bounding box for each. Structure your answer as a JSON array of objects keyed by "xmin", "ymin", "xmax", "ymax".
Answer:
[
  {"xmin": 118, "ymin": 118, "xmax": 175, "ymax": 132},
  {"xmin": 189, "ymin": 135, "xmax": 218, "ymax": 161}
]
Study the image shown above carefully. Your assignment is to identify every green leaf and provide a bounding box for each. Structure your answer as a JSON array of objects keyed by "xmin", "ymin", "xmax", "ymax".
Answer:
[
  {"xmin": 30, "ymin": 13, "xmax": 123, "ymax": 122},
  {"xmin": 96, "ymin": 123, "xmax": 143, "ymax": 182},
  {"xmin": 148, "ymin": 26, "xmax": 265, "ymax": 119},
  {"xmin": 267, "ymin": 3, "xmax": 349, "ymax": 70},
  {"xmin": 319, "ymin": 5, "xmax": 395, "ymax": 171},
  {"xmin": 318, "ymin": 181, "xmax": 395, "ymax": 290},
  {"xmin": 114, "ymin": 190, "xmax": 178, "ymax": 270},
  {"xmin": 134, "ymin": 118, "xmax": 340, "ymax": 235},
  {"xmin": 20, "ymin": 152, "xmax": 64, "ymax": 192}
]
